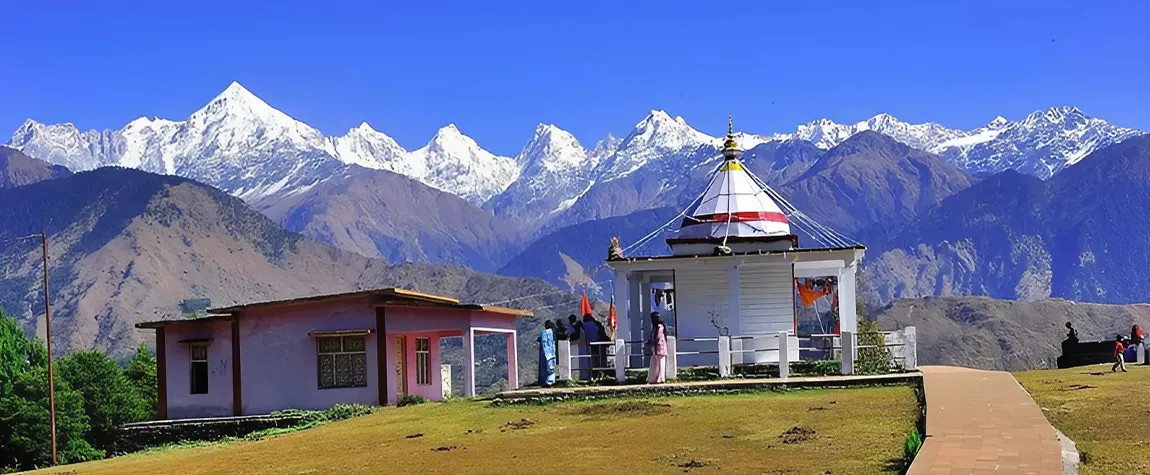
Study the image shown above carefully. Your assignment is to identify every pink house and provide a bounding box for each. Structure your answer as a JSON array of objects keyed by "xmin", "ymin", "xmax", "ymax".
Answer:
[{"xmin": 136, "ymin": 288, "xmax": 529, "ymax": 420}]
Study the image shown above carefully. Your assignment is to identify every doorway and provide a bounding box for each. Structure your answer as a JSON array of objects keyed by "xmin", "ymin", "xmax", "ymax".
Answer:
[{"xmin": 394, "ymin": 336, "xmax": 407, "ymax": 398}]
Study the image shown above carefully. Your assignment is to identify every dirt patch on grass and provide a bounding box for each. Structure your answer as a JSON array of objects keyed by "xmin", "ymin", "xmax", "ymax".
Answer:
[
  {"xmin": 571, "ymin": 400, "xmax": 673, "ymax": 417},
  {"xmin": 1062, "ymin": 384, "xmax": 1096, "ymax": 391},
  {"xmin": 779, "ymin": 426, "xmax": 816, "ymax": 444},
  {"xmin": 502, "ymin": 419, "xmax": 535, "ymax": 431}
]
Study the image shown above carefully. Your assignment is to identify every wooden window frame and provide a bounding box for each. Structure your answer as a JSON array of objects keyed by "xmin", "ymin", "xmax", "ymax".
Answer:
[
  {"xmin": 316, "ymin": 335, "xmax": 368, "ymax": 389},
  {"xmin": 415, "ymin": 337, "xmax": 431, "ymax": 386},
  {"xmin": 190, "ymin": 343, "xmax": 209, "ymax": 395}
]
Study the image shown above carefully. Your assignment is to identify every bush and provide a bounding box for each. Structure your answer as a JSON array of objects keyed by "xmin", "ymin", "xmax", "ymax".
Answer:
[
  {"xmin": 57, "ymin": 350, "xmax": 151, "ymax": 452},
  {"xmin": 857, "ymin": 320, "xmax": 892, "ymax": 375},
  {"xmin": 904, "ymin": 430, "xmax": 923, "ymax": 461},
  {"xmin": 321, "ymin": 404, "xmax": 377, "ymax": 420},
  {"xmin": 397, "ymin": 395, "xmax": 428, "ymax": 407}
]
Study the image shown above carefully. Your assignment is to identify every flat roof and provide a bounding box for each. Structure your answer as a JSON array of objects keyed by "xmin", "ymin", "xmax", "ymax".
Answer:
[
  {"xmin": 136, "ymin": 287, "xmax": 533, "ymax": 329},
  {"xmin": 607, "ymin": 245, "xmax": 866, "ymax": 263}
]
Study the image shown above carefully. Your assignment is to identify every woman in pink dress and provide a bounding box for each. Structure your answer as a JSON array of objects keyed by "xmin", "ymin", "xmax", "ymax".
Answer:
[{"xmin": 647, "ymin": 312, "xmax": 668, "ymax": 384}]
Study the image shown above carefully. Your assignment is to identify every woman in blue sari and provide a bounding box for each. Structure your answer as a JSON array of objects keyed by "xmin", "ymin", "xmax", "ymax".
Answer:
[{"xmin": 538, "ymin": 320, "xmax": 558, "ymax": 387}]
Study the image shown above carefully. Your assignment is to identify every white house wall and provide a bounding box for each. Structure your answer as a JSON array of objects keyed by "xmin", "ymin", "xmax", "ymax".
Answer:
[
  {"xmin": 673, "ymin": 267, "xmax": 731, "ymax": 367},
  {"xmin": 737, "ymin": 263, "xmax": 794, "ymax": 335}
]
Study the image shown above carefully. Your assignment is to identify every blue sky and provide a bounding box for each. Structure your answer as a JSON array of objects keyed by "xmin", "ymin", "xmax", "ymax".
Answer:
[{"xmin": 2, "ymin": 1, "xmax": 1147, "ymax": 157}]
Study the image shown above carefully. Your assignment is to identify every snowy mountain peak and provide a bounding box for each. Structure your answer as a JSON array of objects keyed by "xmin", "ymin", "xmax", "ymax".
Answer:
[
  {"xmin": 988, "ymin": 116, "xmax": 1009, "ymax": 128},
  {"xmin": 354, "ymin": 121, "xmax": 376, "ymax": 133}
]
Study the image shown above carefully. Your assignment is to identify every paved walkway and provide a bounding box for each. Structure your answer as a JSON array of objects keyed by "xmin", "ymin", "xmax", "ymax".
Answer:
[{"xmin": 909, "ymin": 366, "xmax": 1065, "ymax": 475}]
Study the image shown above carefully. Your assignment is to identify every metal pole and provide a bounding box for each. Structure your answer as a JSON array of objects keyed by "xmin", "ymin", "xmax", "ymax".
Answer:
[{"xmin": 41, "ymin": 231, "xmax": 57, "ymax": 466}]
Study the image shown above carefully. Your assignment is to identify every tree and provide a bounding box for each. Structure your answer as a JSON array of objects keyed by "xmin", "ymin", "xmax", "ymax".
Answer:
[
  {"xmin": 57, "ymin": 350, "xmax": 150, "ymax": 452},
  {"xmin": 124, "ymin": 344, "xmax": 157, "ymax": 420},
  {"xmin": 0, "ymin": 312, "xmax": 101, "ymax": 469}
]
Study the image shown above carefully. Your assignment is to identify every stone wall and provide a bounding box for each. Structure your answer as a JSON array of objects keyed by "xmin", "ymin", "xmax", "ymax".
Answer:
[{"xmin": 114, "ymin": 413, "xmax": 312, "ymax": 454}]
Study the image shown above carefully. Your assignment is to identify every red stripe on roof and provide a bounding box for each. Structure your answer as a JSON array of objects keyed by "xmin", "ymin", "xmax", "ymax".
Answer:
[{"xmin": 688, "ymin": 211, "xmax": 790, "ymax": 224}]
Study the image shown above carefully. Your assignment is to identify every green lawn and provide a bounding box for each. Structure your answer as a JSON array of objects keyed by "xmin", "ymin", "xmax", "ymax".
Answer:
[
  {"xmin": 24, "ymin": 386, "xmax": 918, "ymax": 475},
  {"xmin": 1015, "ymin": 364, "xmax": 1150, "ymax": 474}
]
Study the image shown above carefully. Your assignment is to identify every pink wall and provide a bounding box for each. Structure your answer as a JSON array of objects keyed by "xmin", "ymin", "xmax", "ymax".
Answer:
[
  {"xmin": 164, "ymin": 320, "xmax": 234, "ymax": 419},
  {"xmin": 159, "ymin": 299, "xmax": 520, "ymax": 418},
  {"xmin": 239, "ymin": 298, "xmax": 380, "ymax": 415}
]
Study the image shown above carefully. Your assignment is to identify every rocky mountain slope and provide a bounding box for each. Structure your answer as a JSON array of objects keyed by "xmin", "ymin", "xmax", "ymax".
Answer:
[
  {"xmin": 0, "ymin": 168, "xmax": 568, "ymax": 360},
  {"xmin": 0, "ymin": 146, "xmax": 71, "ymax": 188},
  {"xmin": 875, "ymin": 296, "xmax": 1150, "ymax": 371},
  {"xmin": 254, "ymin": 165, "xmax": 520, "ymax": 273},
  {"xmin": 867, "ymin": 134, "xmax": 1150, "ymax": 305}
]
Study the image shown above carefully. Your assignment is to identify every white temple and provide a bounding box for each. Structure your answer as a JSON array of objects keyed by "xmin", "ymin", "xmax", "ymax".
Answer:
[{"xmin": 606, "ymin": 117, "xmax": 866, "ymax": 367}]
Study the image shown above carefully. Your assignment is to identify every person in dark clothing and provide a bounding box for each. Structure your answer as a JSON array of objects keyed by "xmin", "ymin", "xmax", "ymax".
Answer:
[
  {"xmin": 553, "ymin": 318, "xmax": 568, "ymax": 340},
  {"xmin": 567, "ymin": 314, "xmax": 582, "ymax": 341},
  {"xmin": 1065, "ymin": 322, "xmax": 1079, "ymax": 343},
  {"xmin": 567, "ymin": 314, "xmax": 585, "ymax": 378}
]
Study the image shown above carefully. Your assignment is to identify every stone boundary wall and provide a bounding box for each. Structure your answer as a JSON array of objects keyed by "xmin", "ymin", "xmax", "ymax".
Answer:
[
  {"xmin": 491, "ymin": 372, "xmax": 922, "ymax": 405},
  {"xmin": 114, "ymin": 413, "xmax": 313, "ymax": 453}
]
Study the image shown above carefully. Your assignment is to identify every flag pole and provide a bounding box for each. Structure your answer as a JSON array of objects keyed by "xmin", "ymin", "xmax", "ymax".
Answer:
[{"xmin": 41, "ymin": 231, "xmax": 57, "ymax": 465}]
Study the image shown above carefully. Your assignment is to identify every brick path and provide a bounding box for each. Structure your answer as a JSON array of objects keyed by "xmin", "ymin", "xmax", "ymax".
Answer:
[{"xmin": 908, "ymin": 366, "xmax": 1065, "ymax": 474}]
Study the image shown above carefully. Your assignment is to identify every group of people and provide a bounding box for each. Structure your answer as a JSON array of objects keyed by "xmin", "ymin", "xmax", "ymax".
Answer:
[{"xmin": 536, "ymin": 311, "xmax": 670, "ymax": 387}]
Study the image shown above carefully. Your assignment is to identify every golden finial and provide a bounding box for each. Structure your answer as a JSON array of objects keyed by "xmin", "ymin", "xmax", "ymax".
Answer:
[{"xmin": 722, "ymin": 114, "xmax": 739, "ymax": 152}]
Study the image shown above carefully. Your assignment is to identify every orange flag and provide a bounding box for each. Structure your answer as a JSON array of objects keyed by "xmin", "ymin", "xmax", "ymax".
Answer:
[
  {"xmin": 580, "ymin": 291, "xmax": 593, "ymax": 317},
  {"xmin": 607, "ymin": 296, "xmax": 618, "ymax": 340}
]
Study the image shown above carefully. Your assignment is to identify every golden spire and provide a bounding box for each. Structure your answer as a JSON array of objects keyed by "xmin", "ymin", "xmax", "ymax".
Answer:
[{"xmin": 722, "ymin": 114, "xmax": 739, "ymax": 152}]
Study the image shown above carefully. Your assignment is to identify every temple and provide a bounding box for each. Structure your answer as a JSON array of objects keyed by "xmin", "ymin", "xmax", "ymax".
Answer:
[{"xmin": 606, "ymin": 116, "xmax": 866, "ymax": 368}]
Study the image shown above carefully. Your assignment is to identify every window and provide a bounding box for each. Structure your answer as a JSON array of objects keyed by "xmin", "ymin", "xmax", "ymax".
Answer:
[
  {"xmin": 415, "ymin": 337, "xmax": 430, "ymax": 385},
  {"xmin": 190, "ymin": 344, "xmax": 209, "ymax": 394},
  {"xmin": 317, "ymin": 335, "xmax": 368, "ymax": 389}
]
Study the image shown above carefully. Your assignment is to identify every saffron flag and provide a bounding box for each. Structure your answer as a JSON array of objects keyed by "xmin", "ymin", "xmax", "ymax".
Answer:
[
  {"xmin": 607, "ymin": 296, "xmax": 618, "ymax": 340},
  {"xmin": 580, "ymin": 291, "xmax": 593, "ymax": 317}
]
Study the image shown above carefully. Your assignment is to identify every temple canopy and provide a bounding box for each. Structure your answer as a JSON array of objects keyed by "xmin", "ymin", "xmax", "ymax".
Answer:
[{"xmin": 668, "ymin": 116, "xmax": 797, "ymax": 256}]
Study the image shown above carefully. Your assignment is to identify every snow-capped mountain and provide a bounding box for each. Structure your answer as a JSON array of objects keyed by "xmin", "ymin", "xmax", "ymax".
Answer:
[
  {"xmin": 6, "ymin": 82, "xmax": 517, "ymax": 204},
  {"xmin": 598, "ymin": 110, "xmax": 719, "ymax": 180},
  {"xmin": 935, "ymin": 107, "xmax": 1142, "ymax": 178},
  {"xmin": 778, "ymin": 113, "xmax": 968, "ymax": 152},
  {"xmin": 486, "ymin": 124, "xmax": 602, "ymax": 226},
  {"xmin": 407, "ymin": 124, "xmax": 518, "ymax": 204}
]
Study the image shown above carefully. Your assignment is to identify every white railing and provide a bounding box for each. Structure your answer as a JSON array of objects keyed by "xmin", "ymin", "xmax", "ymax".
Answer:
[{"xmin": 553, "ymin": 326, "xmax": 917, "ymax": 384}]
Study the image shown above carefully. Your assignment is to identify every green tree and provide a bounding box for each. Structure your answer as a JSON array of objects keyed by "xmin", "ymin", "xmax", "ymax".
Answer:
[
  {"xmin": 58, "ymin": 350, "xmax": 150, "ymax": 452},
  {"xmin": 0, "ymin": 312, "xmax": 102, "ymax": 469},
  {"xmin": 124, "ymin": 344, "xmax": 157, "ymax": 420}
]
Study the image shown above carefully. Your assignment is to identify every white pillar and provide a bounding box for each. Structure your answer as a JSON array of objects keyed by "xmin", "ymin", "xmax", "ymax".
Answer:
[
  {"xmin": 778, "ymin": 331, "xmax": 790, "ymax": 380},
  {"xmin": 613, "ymin": 339, "xmax": 627, "ymax": 383},
  {"xmin": 841, "ymin": 331, "xmax": 855, "ymax": 375},
  {"xmin": 557, "ymin": 339, "xmax": 571, "ymax": 380},
  {"xmin": 839, "ymin": 263, "xmax": 858, "ymax": 335},
  {"xmin": 464, "ymin": 328, "xmax": 476, "ymax": 397},
  {"xmin": 441, "ymin": 364, "xmax": 452, "ymax": 398},
  {"xmin": 665, "ymin": 336, "xmax": 678, "ymax": 380},
  {"xmin": 904, "ymin": 327, "xmax": 918, "ymax": 371},
  {"xmin": 505, "ymin": 332, "xmax": 518, "ymax": 390},
  {"xmin": 718, "ymin": 336, "xmax": 731, "ymax": 378},
  {"xmin": 614, "ymin": 270, "xmax": 631, "ymax": 343}
]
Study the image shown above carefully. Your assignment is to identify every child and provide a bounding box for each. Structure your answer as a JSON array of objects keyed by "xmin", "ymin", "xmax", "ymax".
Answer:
[{"xmin": 1113, "ymin": 334, "xmax": 1129, "ymax": 373}]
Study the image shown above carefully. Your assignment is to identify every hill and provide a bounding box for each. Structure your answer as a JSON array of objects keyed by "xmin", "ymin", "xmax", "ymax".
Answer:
[
  {"xmin": 0, "ymin": 146, "xmax": 70, "ymax": 188},
  {"xmin": 875, "ymin": 296, "xmax": 1150, "ymax": 371},
  {"xmin": 867, "ymin": 134, "xmax": 1150, "ymax": 305},
  {"xmin": 254, "ymin": 165, "xmax": 520, "ymax": 273},
  {"xmin": 0, "ymin": 168, "xmax": 567, "ymax": 360}
]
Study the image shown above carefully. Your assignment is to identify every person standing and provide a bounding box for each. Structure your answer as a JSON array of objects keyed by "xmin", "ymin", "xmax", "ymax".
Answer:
[
  {"xmin": 553, "ymin": 318, "xmax": 568, "ymax": 341},
  {"xmin": 647, "ymin": 312, "xmax": 668, "ymax": 384},
  {"xmin": 538, "ymin": 321, "xmax": 557, "ymax": 387},
  {"xmin": 1113, "ymin": 334, "xmax": 1129, "ymax": 373},
  {"xmin": 581, "ymin": 314, "xmax": 601, "ymax": 377},
  {"xmin": 567, "ymin": 314, "xmax": 583, "ymax": 378}
]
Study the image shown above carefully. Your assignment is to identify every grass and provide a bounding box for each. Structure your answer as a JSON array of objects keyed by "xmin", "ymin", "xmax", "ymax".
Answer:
[
  {"xmin": 1015, "ymin": 363, "xmax": 1150, "ymax": 474},
  {"xmin": 25, "ymin": 386, "xmax": 919, "ymax": 475}
]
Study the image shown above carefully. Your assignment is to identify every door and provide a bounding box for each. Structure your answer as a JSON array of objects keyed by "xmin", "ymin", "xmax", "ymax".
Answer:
[{"xmin": 394, "ymin": 336, "xmax": 407, "ymax": 398}]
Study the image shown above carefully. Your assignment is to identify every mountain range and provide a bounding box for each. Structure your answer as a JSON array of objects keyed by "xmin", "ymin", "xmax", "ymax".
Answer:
[{"xmin": 0, "ymin": 160, "xmax": 570, "ymax": 364}]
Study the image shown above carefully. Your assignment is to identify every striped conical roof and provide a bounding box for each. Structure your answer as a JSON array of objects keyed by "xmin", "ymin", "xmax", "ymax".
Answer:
[{"xmin": 676, "ymin": 158, "xmax": 792, "ymax": 241}]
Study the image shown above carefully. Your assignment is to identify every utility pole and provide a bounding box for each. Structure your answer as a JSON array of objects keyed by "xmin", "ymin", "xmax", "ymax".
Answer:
[
  {"xmin": 3, "ymin": 232, "xmax": 58, "ymax": 465},
  {"xmin": 41, "ymin": 231, "xmax": 57, "ymax": 466}
]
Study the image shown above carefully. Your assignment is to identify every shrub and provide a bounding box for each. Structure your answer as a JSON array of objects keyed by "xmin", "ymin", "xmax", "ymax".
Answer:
[
  {"xmin": 397, "ymin": 395, "xmax": 428, "ymax": 407},
  {"xmin": 857, "ymin": 320, "xmax": 892, "ymax": 375},
  {"xmin": 322, "ymin": 404, "xmax": 377, "ymax": 420},
  {"xmin": 904, "ymin": 430, "xmax": 923, "ymax": 461}
]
